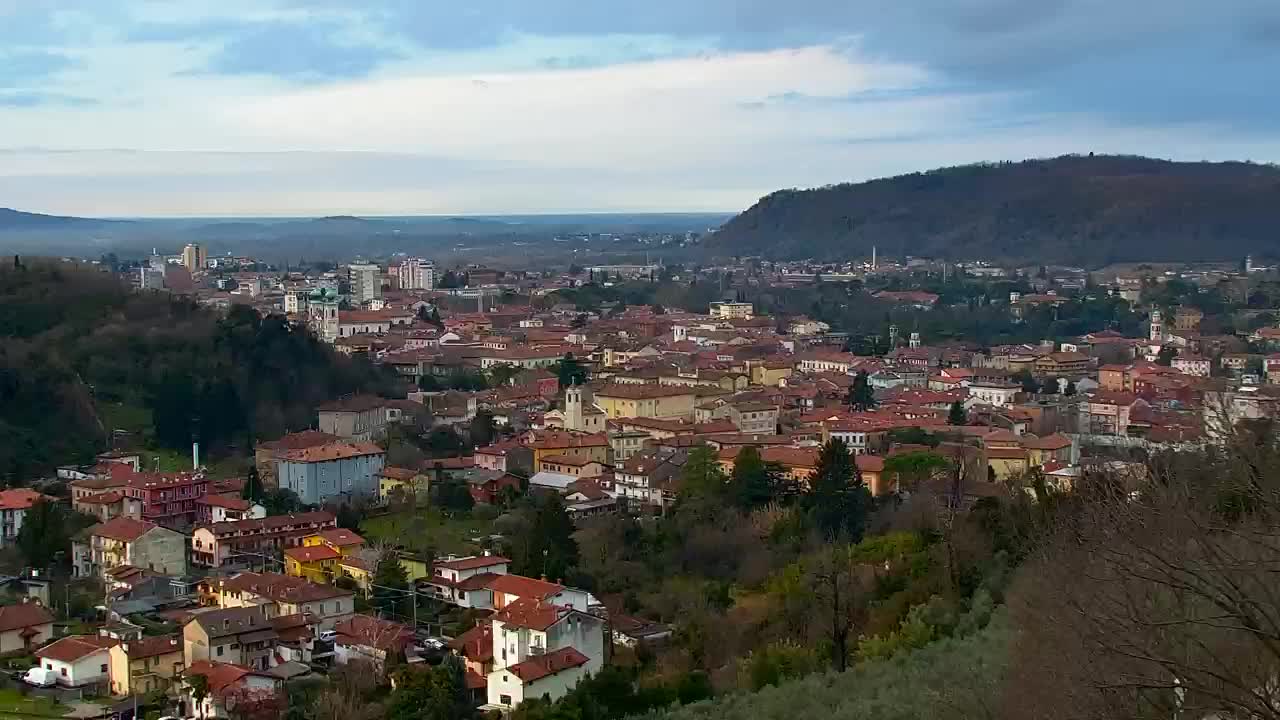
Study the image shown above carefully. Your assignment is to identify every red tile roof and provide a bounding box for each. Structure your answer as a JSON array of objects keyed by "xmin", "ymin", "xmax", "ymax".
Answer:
[
  {"xmin": 220, "ymin": 572, "xmax": 350, "ymax": 603},
  {"xmin": 487, "ymin": 575, "xmax": 564, "ymax": 602},
  {"xmin": 0, "ymin": 602, "xmax": 54, "ymax": 632},
  {"xmin": 277, "ymin": 441, "xmax": 384, "ymax": 463},
  {"xmin": 507, "ymin": 647, "xmax": 590, "ymax": 683},
  {"xmin": 259, "ymin": 430, "xmax": 341, "ymax": 452},
  {"xmin": 449, "ymin": 622, "xmax": 494, "ymax": 662},
  {"xmin": 333, "ymin": 614, "xmax": 414, "ymax": 652},
  {"xmin": 317, "ymin": 528, "xmax": 365, "ymax": 547},
  {"xmin": 37, "ymin": 635, "xmax": 118, "ymax": 663},
  {"xmin": 185, "ymin": 661, "xmax": 267, "ymax": 695},
  {"xmin": 283, "ymin": 545, "xmax": 342, "ymax": 563},
  {"xmin": 491, "ymin": 597, "xmax": 568, "ymax": 631},
  {"xmin": 197, "ymin": 494, "xmax": 252, "ymax": 511},
  {"xmin": 120, "ymin": 634, "xmax": 182, "ymax": 659},
  {"xmin": 201, "ymin": 510, "xmax": 335, "ymax": 537},
  {"xmin": 0, "ymin": 488, "xmax": 51, "ymax": 510},
  {"xmin": 90, "ymin": 517, "xmax": 160, "ymax": 542},
  {"xmin": 434, "ymin": 555, "xmax": 510, "ymax": 572}
]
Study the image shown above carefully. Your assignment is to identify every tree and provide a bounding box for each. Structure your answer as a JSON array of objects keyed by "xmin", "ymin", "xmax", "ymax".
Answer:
[
  {"xmin": 488, "ymin": 363, "xmax": 521, "ymax": 388},
  {"xmin": 15, "ymin": 500, "xmax": 91, "ymax": 570},
  {"xmin": 948, "ymin": 400, "xmax": 967, "ymax": 426},
  {"xmin": 1156, "ymin": 345, "xmax": 1177, "ymax": 366},
  {"xmin": 1064, "ymin": 379, "xmax": 1077, "ymax": 396},
  {"xmin": 241, "ymin": 465, "xmax": 264, "ymax": 503},
  {"xmin": 556, "ymin": 352, "xmax": 588, "ymax": 390},
  {"xmin": 676, "ymin": 445, "xmax": 727, "ymax": 510},
  {"xmin": 187, "ymin": 674, "xmax": 210, "ymax": 720},
  {"xmin": 438, "ymin": 271, "xmax": 462, "ymax": 289},
  {"xmin": 372, "ymin": 548, "xmax": 409, "ymax": 619},
  {"xmin": 847, "ymin": 370, "xmax": 876, "ymax": 411},
  {"xmin": 572, "ymin": 313, "xmax": 589, "ymax": 328},
  {"xmin": 386, "ymin": 657, "xmax": 472, "ymax": 720},
  {"xmin": 882, "ymin": 450, "xmax": 951, "ymax": 493},
  {"xmin": 727, "ymin": 446, "xmax": 788, "ymax": 509},
  {"xmin": 510, "ymin": 493, "xmax": 579, "ymax": 582},
  {"xmin": 804, "ymin": 438, "xmax": 871, "ymax": 541},
  {"xmin": 1014, "ymin": 370, "xmax": 1040, "ymax": 394},
  {"xmin": 468, "ymin": 410, "xmax": 496, "ymax": 448}
]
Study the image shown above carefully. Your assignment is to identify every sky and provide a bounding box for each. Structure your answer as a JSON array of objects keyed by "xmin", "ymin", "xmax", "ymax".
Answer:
[{"xmin": 1, "ymin": 0, "xmax": 1278, "ymax": 217}]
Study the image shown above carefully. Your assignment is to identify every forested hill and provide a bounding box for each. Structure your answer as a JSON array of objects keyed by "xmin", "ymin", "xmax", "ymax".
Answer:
[
  {"xmin": 708, "ymin": 155, "xmax": 1280, "ymax": 266},
  {"xmin": 0, "ymin": 261, "xmax": 403, "ymax": 485}
]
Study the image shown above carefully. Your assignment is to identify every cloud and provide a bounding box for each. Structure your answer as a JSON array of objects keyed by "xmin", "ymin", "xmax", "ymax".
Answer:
[
  {"xmin": 0, "ymin": 91, "xmax": 97, "ymax": 107},
  {"xmin": 0, "ymin": 50, "xmax": 79, "ymax": 86}
]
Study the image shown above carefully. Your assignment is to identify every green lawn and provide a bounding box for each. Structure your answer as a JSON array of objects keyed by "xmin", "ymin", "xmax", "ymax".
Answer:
[
  {"xmin": 0, "ymin": 688, "xmax": 68, "ymax": 718},
  {"xmin": 362, "ymin": 508, "xmax": 492, "ymax": 556}
]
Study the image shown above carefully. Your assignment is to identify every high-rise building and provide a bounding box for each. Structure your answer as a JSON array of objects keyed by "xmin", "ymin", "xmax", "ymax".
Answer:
[
  {"xmin": 181, "ymin": 243, "xmax": 207, "ymax": 272},
  {"xmin": 348, "ymin": 262, "xmax": 382, "ymax": 304},
  {"xmin": 396, "ymin": 258, "xmax": 436, "ymax": 290}
]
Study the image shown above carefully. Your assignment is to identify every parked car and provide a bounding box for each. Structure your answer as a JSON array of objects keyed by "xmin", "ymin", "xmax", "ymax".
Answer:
[
  {"xmin": 23, "ymin": 667, "xmax": 57, "ymax": 688},
  {"xmin": 318, "ymin": 630, "xmax": 337, "ymax": 642}
]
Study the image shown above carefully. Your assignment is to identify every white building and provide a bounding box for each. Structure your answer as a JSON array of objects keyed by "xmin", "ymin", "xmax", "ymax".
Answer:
[
  {"xmin": 138, "ymin": 266, "xmax": 165, "ymax": 290},
  {"xmin": 484, "ymin": 597, "xmax": 605, "ymax": 709},
  {"xmin": 35, "ymin": 635, "xmax": 117, "ymax": 688},
  {"xmin": 422, "ymin": 554, "xmax": 510, "ymax": 609},
  {"xmin": 966, "ymin": 381, "xmax": 1021, "ymax": 408},
  {"xmin": 397, "ymin": 258, "xmax": 436, "ymax": 290},
  {"xmin": 709, "ymin": 301, "xmax": 754, "ymax": 320},
  {"xmin": 347, "ymin": 262, "xmax": 382, "ymax": 304},
  {"xmin": 1172, "ymin": 355, "xmax": 1212, "ymax": 378}
]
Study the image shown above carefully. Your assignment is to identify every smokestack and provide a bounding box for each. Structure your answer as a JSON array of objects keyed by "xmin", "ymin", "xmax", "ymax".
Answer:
[{"xmin": 192, "ymin": 442, "xmax": 200, "ymax": 470}]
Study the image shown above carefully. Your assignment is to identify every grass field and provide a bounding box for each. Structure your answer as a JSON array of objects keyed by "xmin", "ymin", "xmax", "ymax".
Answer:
[
  {"xmin": 0, "ymin": 688, "xmax": 68, "ymax": 718},
  {"xmin": 361, "ymin": 508, "xmax": 493, "ymax": 556}
]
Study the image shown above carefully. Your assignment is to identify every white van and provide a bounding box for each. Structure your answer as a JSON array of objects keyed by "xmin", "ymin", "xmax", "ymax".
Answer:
[{"xmin": 23, "ymin": 667, "xmax": 57, "ymax": 688}]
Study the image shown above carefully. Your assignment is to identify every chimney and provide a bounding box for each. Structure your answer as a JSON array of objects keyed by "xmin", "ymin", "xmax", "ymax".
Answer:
[{"xmin": 192, "ymin": 442, "xmax": 200, "ymax": 470}]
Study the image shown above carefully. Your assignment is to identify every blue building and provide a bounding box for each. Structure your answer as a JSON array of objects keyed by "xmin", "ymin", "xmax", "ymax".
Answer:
[{"xmin": 275, "ymin": 442, "xmax": 386, "ymax": 505}]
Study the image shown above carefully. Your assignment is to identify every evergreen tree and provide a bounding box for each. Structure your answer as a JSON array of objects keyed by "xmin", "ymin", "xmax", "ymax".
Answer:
[
  {"xmin": 241, "ymin": 465, "xmax": 264, "ymax": 502},
  {"xmin": 512, "ymin": 493, "xmax": 579, "ymax": 581},
  {"xmin": 372, "ymin": 548, "xmax": 410, "ymax": 618},
  {"xmin": 948, "ymin": 400, "xmax": 967, "ymax": 426},
  {"xmin": 803, "ymin": 438, "xmax": 871, "ymax": 541},
  {"xmin": 1064, "ymin": 379, "xmax": 1078, "ymax": 396},
  {"xmin": 15, "ymin": 500, "xmax": 69, "ymax": 569},
  {"xmin": 847, "ymin": 370, "xmax": 876, "ymax": 411},
  {"xmin": 556, "ymin": 352, "xmax": 588, "ymax": 390},
  {"xmin": 469, "ymin": 410, "xmax": 496, "ymax": 448},
  {"xmin": 728, "ymin": 446, "xmax": 785, "ymax": 509}
]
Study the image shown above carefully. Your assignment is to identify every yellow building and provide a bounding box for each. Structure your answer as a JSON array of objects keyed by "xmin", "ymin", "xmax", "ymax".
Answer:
[
  {"xmin": 526, "ymin": 430, "xmax": 611, "ymax": 469},
  {"xmin": 749, "ymin": 362, "xmax": 794, "ymax": 388},
  {"xmin": 283, "ymin": 544, "xmax": 342, "ymax": 583},
  {"xmin": 338, "ymin": 557, "xmax": 372, "ymax": 593},
  {"xmin": 109, "ymin": 635, "xmax": 185, "ymax": 696},
  {"xmin": 593, "ymin": 384, "xmax": 697, "ymax": 421},
  {"xmin": 397, "ymin": 553, "xmax": 432, "ymax": 583},
  {"xmin": 378, "ymin": 467, "xmax": 428, "ymax": 502},
  {"xmin": 302, "ymin": 528, "xmax": 366, "ymax": 557}
]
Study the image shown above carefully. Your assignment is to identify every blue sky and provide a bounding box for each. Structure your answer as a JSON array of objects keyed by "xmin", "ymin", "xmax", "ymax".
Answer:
[{"xmin": 1, "ymin": 0, "xmax": 1277, "ymax": 216}]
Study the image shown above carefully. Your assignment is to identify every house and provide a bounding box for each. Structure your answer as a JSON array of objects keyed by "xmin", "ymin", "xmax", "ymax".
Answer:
[
  {"xmin": 487, "ymin": 575, "xmax": 592, "ymax": 611},
  {"xmin": 724, "ymin": 402, "xmax": 779, "ymax": 434},
  {"xmin": 282, "ymin": 545, "xmax": 342, "ymax": 584},
  {"xmin": 592, "ymin": 384, "xmax": 698, "ymax": 421},
  {"xmin": 467, "ymin": 471, "xmax": 524, "ymax": 505},
  {"xmin": 524, "ymin": 430, "xmax": 610, "ymax": 469},
  {"xmin": 181, "ymin": 661, "xmax": 283, "ymax": 720},
  {"xmin": 191, "ymin": 511, "xmax": 337, "ymax": 568},
  {"xmin": 474, "ymin": 441, "xmax": 534, "ymax": 474},
  {"xmin": 317, "ymin": 395, "xmax": 395, "ymax": 441},
  {"xmin": 216, "ymin": 572, "xmax": 354, "ymax": 630},
  {"xmin": 536, "ymin": 454, "xmax": 606, "ymax": 478},
  {"xmin": 1031, "ymin": 351, "xmax": 1091, "ymax": 379},
  {"xmin": 379, "ymin": 467, "xmax": 429, "ymax": 502},
  {"xmin": 73, "ymin": 517, "xmax": 187, "ymax": 579},
  {"xmin": 195, "ymin": 494, "xmax": 265, "ymax": 525},
  {"xmin": 614, "ymin": 448, "xmax": 688, "ymax": 511},
  {"xmin": 0, "ymin": 489, "xmax": 53, "ymax": 548},
  {"xmin": 109, "ymin": 634, "xmax": 185, "ymax": 696},
  {"xmin": 450, "ymin": 622, "xmax": 496, "ymax": 694},
  {"xmin": 332, "ymin": 614, "xmax": 416, "ymax": 669},
  {"xmin": 1021, "ymin": 433, "xmax": 1076, "ymax": 468},
  {"xmin": 275, "ymin": 441, "xmax": 386, "ymax": 505},
  {"xmin": 1171, "ymin": 354, "xmax": 1212, "ymax": 378},
  {"xmin": 254, "ymin": 431, "xmax": 340, "ymax": 488},
  {"xmin": 966, "ymin": 381, "xmax": 1021, "ymax": 408},
  {"xmin": 183, "ymin": 607, "xmax": 280, "ymax": 670},
  {"xmin": 422, "ymin": 554, "xmax": 510, "ymax": 609},
  {"xmin": 484, "ymin": 597, "xmax": 606, "ymax": 709},
  {"xmin": 0, "ymin": 600, "xmax": 55, "ymax": 653},
  {"xmin": 857, "ymin": 455, "xmax": 889, "ymax": 496},
  {"xmin": 487, "ymin": 648, "xmax": 592, "ymax": 709},
  {"xmin": 609, "ymin": 615, "xmax": 673, "ymax": 648},
  {"xmin": 34, "ymin": 635, "xmax": 118, "ymax": 688},
  {"xmin": 716, "ymin": 446, "xmax": 818, "ymax": 484}
]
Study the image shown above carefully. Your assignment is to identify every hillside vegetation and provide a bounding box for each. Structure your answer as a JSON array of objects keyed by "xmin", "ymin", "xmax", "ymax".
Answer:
[
  {"xmin": 0, "ymin": 260, "xmax": 402, "ymax": 485},
  {"xmin": 709, "ymin": 155, "xmax": 1280, "ymax": 266}
]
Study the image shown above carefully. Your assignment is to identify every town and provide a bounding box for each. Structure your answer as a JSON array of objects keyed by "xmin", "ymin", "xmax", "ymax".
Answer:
[{"xmin": 2, "ymin": 244, "xmax": 1279, "ymax": 720}]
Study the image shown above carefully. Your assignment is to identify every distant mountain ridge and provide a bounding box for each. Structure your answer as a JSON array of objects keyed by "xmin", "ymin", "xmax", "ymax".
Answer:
[
  {"xmin": 0, "ymin": 207, "xmax": 122, "ymax": 230},
  {"xmin": 708, "ymin": 155, "xmax": 1280, "ymax": 266}
]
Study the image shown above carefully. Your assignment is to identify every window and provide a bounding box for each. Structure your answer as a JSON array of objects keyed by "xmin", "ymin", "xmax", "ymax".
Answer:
[
  {"xmin": 217, "ymin": 646, "xmax": 224, "ymax": 657},
  {"xmin": 101, "ymin": 663, "xmax": 108, "ymax": 673},
  {"xmin": 500, "ymin": 694, "xmax": 512, "ymax": 706},
  {"xmin": 61, "ymin": 668, "xmax": 67, "ymax": 676},
  {"xmin": 231, "ymin": 643, "xmax": 240, "ymax": 649}
]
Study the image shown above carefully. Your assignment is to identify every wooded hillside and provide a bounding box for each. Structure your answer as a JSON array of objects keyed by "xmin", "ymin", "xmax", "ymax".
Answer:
[{"xmin": 709, "ymin": 155, "xmax": 1280, "ymax": 266}]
